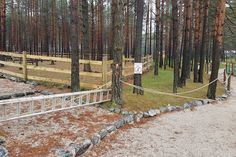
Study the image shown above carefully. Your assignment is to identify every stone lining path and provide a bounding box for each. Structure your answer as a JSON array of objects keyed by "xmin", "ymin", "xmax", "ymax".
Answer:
[{"xmin": 90, "ymin": 77, "xmax": 236, "ymax": 157}]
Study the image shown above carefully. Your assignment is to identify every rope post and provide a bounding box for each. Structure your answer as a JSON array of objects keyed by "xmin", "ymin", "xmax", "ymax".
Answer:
[
  {"xmin": 227, "ymin": 75, "xmax": 231, "ymax": 91},
  {"xmin": 223, "ymin": 69, "xmax": 226, "ymax": 83},
  {"xmin": 122, "ymin": 55, "xmax": 125, "ymax": 76},
  {"xmin": 22, "ymin": 51, "xmax": 28, "ymax": 81},
  {"xmin": 231, "ymin": 63, "xmax": 234, "ymax": 76},
  {"xmin": 102, "ymin": 55, "xmax": 108, "ymax": 85}
]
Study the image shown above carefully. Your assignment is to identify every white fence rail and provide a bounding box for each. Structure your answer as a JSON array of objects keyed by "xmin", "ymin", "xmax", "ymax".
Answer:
[{"xmin": 0, "ymin": 89, "xmax": 111, "ymax": 122}]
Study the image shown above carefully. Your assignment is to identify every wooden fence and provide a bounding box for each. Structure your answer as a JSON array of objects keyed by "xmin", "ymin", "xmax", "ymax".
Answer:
[{"xmin": 0, "ymin": 51, "xmax": 152, "ymax": 89}]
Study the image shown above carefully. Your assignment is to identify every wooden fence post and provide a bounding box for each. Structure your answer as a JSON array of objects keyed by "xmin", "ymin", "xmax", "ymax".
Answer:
[
  {"xmin": 22, "ymin": 51, "xmax": 28, "ymax": 81},
  {"xmin": 102, "ymin": 55, "xmax": 108, "ymax": 85},
  {"xmin": 227, "ymin": 74, "xmax": 231, "ymax": 91},
  {"xmin": 122, "ymin": 55, "xmax": 125, "ymax": 76},
  {"xmin": 231, "ymin": 63, "xmax": 234, "ymax": 76},
  {"xmin": 223, "ymin": 69, "xmax": 226, "ymax": 83}
]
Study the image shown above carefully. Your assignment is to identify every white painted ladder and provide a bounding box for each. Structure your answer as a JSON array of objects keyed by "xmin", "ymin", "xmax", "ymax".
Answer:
[{"xmin": 0, "ymin": 89, "xmax": 111, "ymax": 122}]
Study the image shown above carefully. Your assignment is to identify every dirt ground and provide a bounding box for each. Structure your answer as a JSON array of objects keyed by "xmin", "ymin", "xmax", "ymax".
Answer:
[
  {"xmin": 85, "ymin": 77, "xmax": 236, "ymax": 157},
  {"xmin": 0, "ymin": 79, "xmax": 34, "ymax": 96},
  {"xmin": 0, "ymin": 78, "xmax": 121, "ymax": 157}
]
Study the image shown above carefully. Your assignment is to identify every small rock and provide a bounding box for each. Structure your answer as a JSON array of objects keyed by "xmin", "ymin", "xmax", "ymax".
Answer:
[
  {"xmin": 221, "ymin": 94, "xmax": 227, "ymax": 99},
  {"xmin": 114, "ymin": 119, "xmax": 125, "ymax": 129},
  {"xmin": 106, "ymin": 125, "xmax": 116, "ymax": 133},
  {"xmin": 82, "ymin": 139, "xmax": 91, "ymax": 150},
  {"xmin": 0, "ymin": 146, "xmax": 8, "ymax": 157},
  {"xmin": 13, "ymin": 92, "xmax": 25, "ymax": 98},
  {"xmin": 148, "ymin": 109, "xmax": 160, "ymax": 117},
  {"xmin": 143, "ymin": 112, "xmax": 150, "ymax": 118},
  {"xmin": 175, "ymin": 106, "xmax": 184, "ymax": 111},
  {"xmin": 26, "ymin": 81, "xmax": 38, "ymax": 86},
  {"xmin": 109, "ymin": 108, "xmax": 115, "ymax": 112},
  {"xmin": 54, "ymin": 148, "xmax": 73, "ymax": 157},
  {"xmin": 123, "ymin": 115, "xmax": 134, "ymax": 123},
  {"xmin": 0, "ymin": 137, "xmax": 5, "ymax": 146},
  {"xmin": 9, "ymin": 77, "xmax": 17, "ymax": 81},
  {"xmin": 183, "ymin": 103, "xmax": 191, "ymax": 109},
  {"xmin": 114, "ymin": 108, "xmax": 121, "ymax": 113},
  {"xmin": 192, "ymin": 100, "xmax": 203, "ymax": 106},
  {"xmin": 0, "ymin": 95, "xmax": 11, "ymax": 100},
  {"xmin": 121, "ymin": 110, "xmax": 129, "ymax": 115},
  {"xmin": 91, "ymin": 133, "xmax": 101, "ymax": 145},
  {"xmin": 69, "ymin": 140, "xmax": 91, "ymax": 157},
  {"xmin": 159, "ymin": 106, "xmax": 168, "ymax": 113},
  {"xmin": 134, "ymin": 113, "xmax": 144, "ymax": 122},
  {"xmin": 41, "ymin": 90, "xmax": 53, "ymax": 95},
  {"xmin": 167, "ymin": 105, "xmax": 176, "ymax": 112},
  {"xmin": 98, "ymin": 129, "xmax": 108, "ymax": 140}
]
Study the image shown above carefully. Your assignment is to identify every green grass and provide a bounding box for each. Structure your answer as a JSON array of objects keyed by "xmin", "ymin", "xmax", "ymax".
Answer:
[{"xmin": 121, "ymin": 68, "xmax": 225, "ymax": 111}]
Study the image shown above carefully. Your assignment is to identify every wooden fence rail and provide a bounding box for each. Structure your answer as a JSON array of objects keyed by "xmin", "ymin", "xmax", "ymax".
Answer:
[{"xmin": 0, "ymin": 51, "xmax": 153, "ymax": 89}]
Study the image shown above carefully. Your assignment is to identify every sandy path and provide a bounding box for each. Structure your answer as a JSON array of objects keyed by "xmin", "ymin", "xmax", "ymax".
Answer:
[{"xmin": 100, "ymin": 77, "xmax": 236, "ymax": 157}]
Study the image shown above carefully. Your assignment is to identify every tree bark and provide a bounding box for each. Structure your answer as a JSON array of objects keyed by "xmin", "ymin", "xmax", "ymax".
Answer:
[
  {"xmin": 207, "ymin": 0, "xmax": 226, "ymax": 99},
  {"xmin": 111, "ymin": 0, "xmax": 124, "ymax": 106},
  {"xmin": 198, "ymin": 0, "xmax": 210, "ymax": 83},
  {"xmin": 133, "ymin": 0, "xmax": 144, "ymax": 95},
  {"xmin": 154, "ymin": 0, "xmax": 160, "ymax": 76},
  {"xmin": 82, "ymin": 0, "xmax": 92, "ymax": 72},
  {"xmin": 70, "ymin": 0, "xmax": 80, "ymax": 92},
  {"xmin": 172, "ymin": 0, "xmax": 180, "ymax": 93}
]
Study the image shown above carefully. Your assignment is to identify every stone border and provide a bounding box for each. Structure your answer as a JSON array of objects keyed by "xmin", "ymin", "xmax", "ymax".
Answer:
[
  {"xmin": 0, "ymin": 136, "xmax": 8, "ymax": 157},
  {"xmin": 59, "ymin": 89, "xmax": 231, "ymax": 157}
]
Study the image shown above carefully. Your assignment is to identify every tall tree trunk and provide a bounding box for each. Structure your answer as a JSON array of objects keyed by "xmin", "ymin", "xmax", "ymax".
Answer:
[
  {"xmin": 159, "ymin": 0, "xmax": 164, "ymax": 68},
  {"xmin": 172, "ymin": 0, "xmax": 180, "ymax": 93},
  {"xmin": 133, "ymin": 0, "xmax": 144, "ymax": 95},
  {"xmin": 97, "ymin": 0, "xmax": 104, "ymax": 60},
  {"xmin": 0, "ymin": 0, "xmax": 6, "ymax": 66},
  {"xmin": 111, "ymin": 0, "xmax": 124, "ymax": 106},
  {"xmin": 154, "ymin": 0, "xmax": 160, "ymax": 75},
  {"xmin": 198, "ymin": 0, "xmax": 210, "ymax": 83},
  {"xmin": 207, "ymin": 0, "xmax": 226, "ymax": 99},
  {"xmin": 82, "ymin": 0, "xmax": 92, "ymax": 72},
  {"xmin": 180, "ymin": 0, "xmax": 193, "ymax": 86},
  {"xmin": 124, "ymin": 0, "xmax": 130, "ymax": 58},
  {"xmin": 70, "ymin": 0, "xmax": 80, "ymax": 92},
  {"xmin": 193, "ymin": 0, "xmax": 200, "ymax": 82},
  {"xmin": 144, "ymin": 2, "xmax": 149, "ymax": 56}
]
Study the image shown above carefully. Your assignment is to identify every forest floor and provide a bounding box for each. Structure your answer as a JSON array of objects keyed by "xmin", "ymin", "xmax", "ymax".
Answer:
[
  {"xmin": 0, "ymin": 78, "xmax": 121, "ymax": 157},
  {"xmin": 85, "ymin": 76, "xmax": 236, "ymax": 157}
]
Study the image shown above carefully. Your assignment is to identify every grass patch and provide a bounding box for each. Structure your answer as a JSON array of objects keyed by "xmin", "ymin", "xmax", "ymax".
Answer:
[{"xmin": 122, "ymin": 68, "xmax": 225, "ymax": 111}]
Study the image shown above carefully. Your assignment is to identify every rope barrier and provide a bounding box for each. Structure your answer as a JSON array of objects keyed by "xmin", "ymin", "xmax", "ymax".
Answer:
[
  {"xmin": 120, "ymin": 80, "xmax": 212, "ymax": 100},
  {"xmin": 120, "ymin": 71, "xmax": 231, "ymax": 100}
]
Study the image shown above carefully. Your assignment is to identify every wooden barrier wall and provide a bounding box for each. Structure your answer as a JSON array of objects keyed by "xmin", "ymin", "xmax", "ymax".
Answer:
[{"xmin": 0, "ymin": 51, "xmax": 153, "ymax": 89}]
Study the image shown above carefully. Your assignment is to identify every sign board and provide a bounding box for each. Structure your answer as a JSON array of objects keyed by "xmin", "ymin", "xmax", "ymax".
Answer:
[{"xmin": 134, "ymin": 63, "xmax": 143, "ymax": 74}]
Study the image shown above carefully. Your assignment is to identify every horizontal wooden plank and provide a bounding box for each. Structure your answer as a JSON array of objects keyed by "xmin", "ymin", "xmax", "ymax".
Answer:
[
  {"xmin": 125, "ymin": 58, "xmax": 134, "ymax": 61},
  {"xmin": 28, "ymin": 75, "xmax": 99, "ymax": 89},
  {"xmin": 0, "ymin": 69, "xmax": 24, "ymax": 78},
  {"xmin": 27, "ymin": 54, "xmax": 71, "ymax": 62},
  {"xmin": 80, "ymin": 71, "xmax": 102, "ymax": 78},
  {"xmin": 0, "ymin": 61, "xmax": 22, "ymax": 68},
  {"xmin": 27, "ymin": 65, "xmax": 71, "ymax": 74},
  {"xmin": 27, "ymin": 54, "xmax": 103, "ymax": 65},
  {"xmin": 27, "ymin": 65, "xmax": 102, "ymax": 78},
  {"xmin": 124, "ymin": 66, "xmax": 133, "ymax": 69},
  {"xmin": 106, "ymin": 60, "xmax": 113, "ymax": 65},
  {"xmin": 80, "ymin": 59, "xmax": 102, "ymax": 65},
  {"xmin": 0, "ymin": 51, "xmax": 22, "ymax": 58}
]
